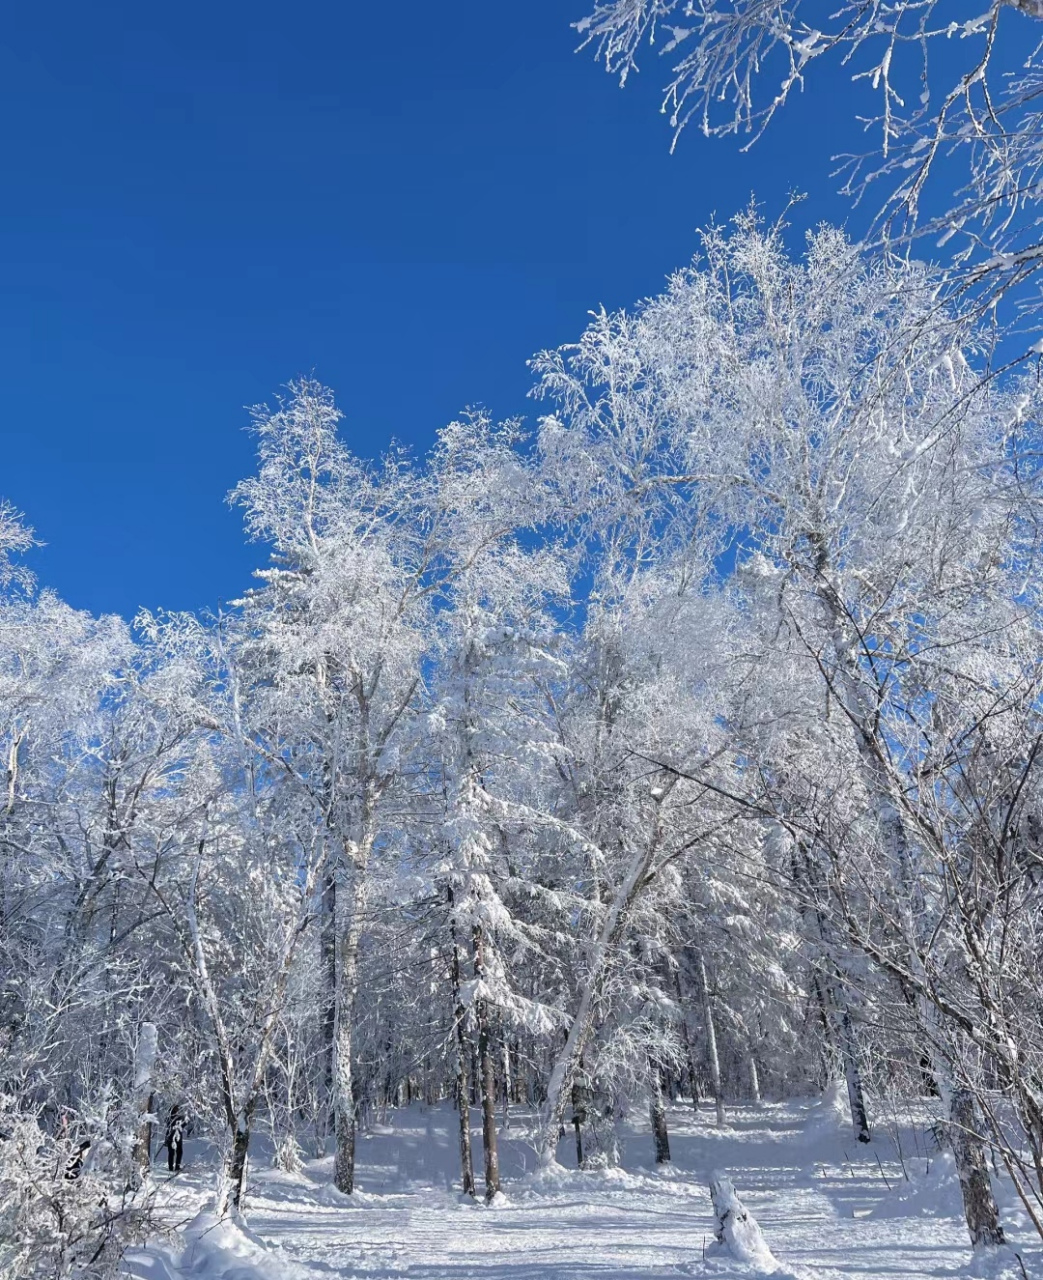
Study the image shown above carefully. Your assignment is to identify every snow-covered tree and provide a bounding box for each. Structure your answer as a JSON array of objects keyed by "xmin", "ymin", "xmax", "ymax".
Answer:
[{"xmin": 577, "ymin": 0, "xmax": 1043, "ymax": 309}]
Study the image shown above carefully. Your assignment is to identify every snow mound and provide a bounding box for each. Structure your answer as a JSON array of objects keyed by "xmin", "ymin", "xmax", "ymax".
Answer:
[
  {"xmin": 872, "ymin": 1151, "xmax": 963, "ymax": 1220},
  {"xmin": 123, "ymin": 1247, "xmax": 183, "ymax": 1280},
  {"xmin": 967, "ymin": 1242, "xmax": 1036, "ymax": 1280},
  {"xmin": 800, "ymin": 1081, "xmax": 850, "ymax": 1143},
  {"xmin": 706, "ymin": 1173, "xmax": 804, "ymax": 1279},
  {"xmin": 310, "ymin": 1181, "xmax": 384, "ymax": 1207},
  {"xmin": 176, "ymin": 1210, "xmax": 310, "ymax": 1280},
  {"xmin": 872, "ymin": 1159, "xmax": 1030, "ymax": 1277},
  {"xmin": 967, "ymin": 1239, "xmax": 1039, "ymax": 1280},
  {"xmin": 519, "ymin": 1158, "xmax": 651, "ymax": 1196}
]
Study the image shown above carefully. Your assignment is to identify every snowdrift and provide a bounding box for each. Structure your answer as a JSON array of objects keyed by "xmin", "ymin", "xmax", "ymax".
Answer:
[
  {"xmin": 125, "ymin": 1210, "xmax": 308, "ymax": 1280},
  {"xmin": 871, "ymin": 1151, "xmax": 964, "ymax": 1220}
]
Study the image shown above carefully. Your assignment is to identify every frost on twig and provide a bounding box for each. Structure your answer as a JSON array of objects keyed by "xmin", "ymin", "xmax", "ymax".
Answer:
[{"xmin": 576, "ymin": 0, "xmax": 1043, "ymax": 313}]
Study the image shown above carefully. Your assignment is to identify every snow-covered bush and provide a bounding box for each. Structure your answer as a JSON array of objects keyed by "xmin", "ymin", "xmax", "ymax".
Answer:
[{"xmin": 0, "ymin": 1099, "xmax": 154, "ymax": 1280}]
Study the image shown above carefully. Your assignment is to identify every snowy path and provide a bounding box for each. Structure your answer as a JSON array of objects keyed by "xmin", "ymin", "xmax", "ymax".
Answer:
[{"xmin": 143, "ymin": 1101, "xmax": 1042, "ymax": 1280}]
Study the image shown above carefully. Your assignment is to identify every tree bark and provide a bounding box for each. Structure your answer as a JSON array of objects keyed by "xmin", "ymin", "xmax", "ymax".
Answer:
[
  {"xmin": 698, "ymin": 954, "xmax": 727, "ymax": 1127},
  {"xmin": 837, "ymin": 1000, "xmax": 871, "ymax": 1144},
  {"xmin": 749, "ymin": 1056, "xmax": 761, "ymax": 1106},
  {"xmin": 950, "ymin": 1089, "xmax": 1005, "ymax": 1249},
  {"xmin": 501, "ymin": 1042, "xmax": 512, "ymax": 1132},
  {"xmin": 671, "ymin": 962, "xmax": 701, "ymax": 1111},
  {"xmin": 333, "ymin": 858, "xmax": 367, "ymax": 1195},
  {"xmin": 448, "ymin": 886, "xmax": 476, "ymax": 1197},
  {"xmin": 793, "ymin": 841, "xmax": 871, "ymax": 1144},
  {"xmin": 130, "ymin": 1022, "xmax": 157, "ymax": 1186},
  {"xmin": 320, "ymin": 869, "xmax": 337, "ymax": 1148},
  {"xmin": 572, "ymin": 1080, "xmax": 585, "ymax": 1168},
  {"xmin": 649, "ymin": 1064, "xmax": 671, "ymax": 1163},
  {"xmin": 225, "ymin": 1116, "xmax": 252, "ymax": 1213},
  {"xmin": 472, "ymin": 924, "xmax": 501, "ymax": 1202}
]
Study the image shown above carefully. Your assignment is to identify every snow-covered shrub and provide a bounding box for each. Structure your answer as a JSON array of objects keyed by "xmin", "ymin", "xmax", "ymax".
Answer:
[
  {"xmin": 0, "ymin": 1099, "xmax": 154, "ymax": 1280},
  {"xmin": 273, "ymin": 1132, "xmax": 304, "ymax": 1175}
]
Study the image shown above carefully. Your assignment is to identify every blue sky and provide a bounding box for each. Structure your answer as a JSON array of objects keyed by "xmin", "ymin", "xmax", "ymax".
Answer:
[{"xmin": 2, "ymin": 1, "xmax": 892, "ymax": 618}]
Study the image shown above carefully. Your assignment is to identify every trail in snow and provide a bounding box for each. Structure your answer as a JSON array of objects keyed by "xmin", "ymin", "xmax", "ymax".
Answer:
[{"xmin": 130, "ymin": 1100, "xmax": 1042, "ymax": 1280}]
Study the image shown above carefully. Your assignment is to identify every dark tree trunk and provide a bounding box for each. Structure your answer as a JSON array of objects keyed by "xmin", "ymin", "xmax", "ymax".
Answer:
[
  {"xmin": 950, "ymin": 1089, "xmax": 1005, "ymax": 1249},
  {"xmin": 472, "ymin": 925, "xmax": 500, "ymax": 1202},
  {"xmin": 836, "ymin": 1000, "xmax": 871, "ymax": 1144},
  {"xmin": 795, "ymin": 839, "xmax": 870, "ymax": 1145},
  {"xmin": 321, "ymin": 870, "xmax": 337, "ymax": 1142},
  {"xmin": 448, "ymin": 886, "xmax": 476, "ymax": 1197},
  {"xmin": 510, "ymin": 1039, "xmax": 522, "ymax": 1104},
  {"xmin": 333, "ymin": 876, "xmax": 364, "ymax": 1195},
  {"xmin": 810, "ymin": 970, "xmax": 836, "ymax": 1083},
  {"xmin": 649, "ymin": 1065, "xmax": 671, "ymax": 1164},
  {"xmin": 470, "ymin": 1041, "xmax": 481, "ymax": 1106},
  {"xmin": 501, "ymin": 1043, "xmax": 512, "ymax": 1132},
  {"xmin": 143, "ymin": 1091, "xmax": 155, "ymax": 1163},
  {"xmin": 571, "ymin": 1076, "xmax": 586, "ymax": 1168},
  {"xmin": 919, "ymin": 1053, "xmax": 941, "ymax": 1097},
  {"xmin": 670, "ymin": 960, "xmax": 700, "ymax": 1111},
  {"xmin": 226, "ymin": 1118, "xmax": 252, "ymax": 1213}
]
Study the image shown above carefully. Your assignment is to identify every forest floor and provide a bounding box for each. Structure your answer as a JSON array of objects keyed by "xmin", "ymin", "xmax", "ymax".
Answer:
[{"xmin": 126, "ymin": 1097, "xmax": 1043, "ymax": 1280}]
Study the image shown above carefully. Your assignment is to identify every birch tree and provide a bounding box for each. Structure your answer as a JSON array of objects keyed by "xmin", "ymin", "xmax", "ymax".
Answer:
[
  {"xmin": 230, "ymin": 381, "xmax": 433, "ymax": 1194},
  {"xmin": 534, "ymin": 215, "xmax": 1043, "ymax": 1243}
]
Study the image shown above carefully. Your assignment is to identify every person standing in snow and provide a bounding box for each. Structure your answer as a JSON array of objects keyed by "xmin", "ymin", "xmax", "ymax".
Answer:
[
  {"xmin": 164, "ymin": 1103, "xmax": 186, "ymax": 1173},
  {"xmin": 63, "ymin": 1138, "xmax": 91, "ymax": 1181}
]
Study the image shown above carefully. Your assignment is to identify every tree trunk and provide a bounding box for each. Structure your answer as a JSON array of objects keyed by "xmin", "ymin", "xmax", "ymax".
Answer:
[
  {"xmin": 333, "ymin": 1011, "xmax": 357, "ymax": 1195},
  {"xmin": 333, "ymin": 858, "xmax": 368, "ymax": 1195},
  {"xmin": 130, "ymin": 1022, "xmax": 157, "ymax": 1185},
  {"xmin": 320, "ymin": 869, "xmax": 337, "ymax": 1148},
  {"xmin": 749, "ymin": 1055, "xmax": 761, "ymax": 1106},
  {"xmin": 698, "ymin": 954, "xmax": 727, "ymax": 1127},
  {"xmin": 472, "ymin": 924, "xmax": 500, "ymax": 1202},
  {"xmin": 539, "ymin": 840, "xmax": 656, "ymax": 1159},
  {"xmin": 836, "ymin": 999, "xmax": 871, "ymax": 1144},
  {"xmin": 448, "ymin": 887, "xmax": 476, "ymax": 1197},
  {"xmin": 178, "ymin": 834, "xmax": 321, "ymax": 1214},
  {"xmin": 572, "ymin": 1081, "xmax": 585, "ymax": 1169},
  {"xmin": 649, "ymin": 1065, "xmax": 671, "ymax": 1163},
  {"xmin": 794, "ymin": 843, "xmax": 870, "ymax": 1145},
  {"xmin": 810, "ymin": 969, "xmax": 835, "ymax": 1079},
  {"xmin": 142, "ymin": 1092, "xmax": 155, "ymax": 1167},
  {"xmin": 671, "ymin": 960, "xmax": 700, "ymax": 1111},
  {"xmin": 501, "ymin": 1042, "xmax": 512, "ymax": 1132},
  {"xmin": 456, "ymin": 1074, "xmax": 475, "ymax": 1198},
  {"xmin": 224, "ymin": 1118, "xmax": 252, "ymax": 1214},
  {"xmin": 950, "ymin": 1089, "xmax": 1005, "ymax": 1249}
]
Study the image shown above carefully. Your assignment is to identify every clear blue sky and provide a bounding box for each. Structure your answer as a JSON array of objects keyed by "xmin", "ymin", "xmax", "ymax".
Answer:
[{"xmin": 2, "ymin": 0, "xmax": 868, "ymax": 618}]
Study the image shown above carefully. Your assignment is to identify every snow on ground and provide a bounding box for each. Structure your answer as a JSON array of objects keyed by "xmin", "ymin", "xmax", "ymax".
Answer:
[{"xmin": 126, "ymin": 1099, "xmax": 1042, "ymax": 1280}]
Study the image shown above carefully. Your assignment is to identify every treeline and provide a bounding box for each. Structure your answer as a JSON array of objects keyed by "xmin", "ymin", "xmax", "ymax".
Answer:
[{"xmin": 4, "ymin": 224, "xmax": 1043, "ymax": 1270}]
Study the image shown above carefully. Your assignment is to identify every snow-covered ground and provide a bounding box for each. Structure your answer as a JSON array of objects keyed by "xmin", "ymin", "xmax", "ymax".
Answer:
[{"xmin": 126, "ymin": 1098, "xmax": 1042, "ymax": 1280}]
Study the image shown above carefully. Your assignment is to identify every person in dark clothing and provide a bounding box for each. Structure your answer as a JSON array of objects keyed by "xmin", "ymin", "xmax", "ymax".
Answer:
[
  {"xmin": 164, "ymin": 1104, "xmax": 186, "ymax": 1173},
  {"xmin": 63, "ymin": 1138, "xmax": 91, "ymax": 1181}
]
